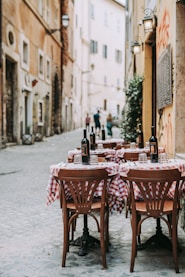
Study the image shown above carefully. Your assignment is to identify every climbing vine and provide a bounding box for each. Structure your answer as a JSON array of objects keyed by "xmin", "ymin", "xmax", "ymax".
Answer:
[{"xmin": 120, "ymin": 75, "xmax": 143, "ymax": 142}]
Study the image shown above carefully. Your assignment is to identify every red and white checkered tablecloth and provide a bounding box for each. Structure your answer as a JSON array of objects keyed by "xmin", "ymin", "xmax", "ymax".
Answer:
[
  {"xmin": 119, "ymin": 159, "xmax": 185, "ymax": 200},
  {"xmin": 68, "ymin": 148, "xmax": 116, "ymax": 162},
  {"xmin": 46, "ymin": 162, "xmax": 128, "ymax": 213},
  {"xmin": 115, "ymin": 146, "xmax": 165, "ymax": 164}
]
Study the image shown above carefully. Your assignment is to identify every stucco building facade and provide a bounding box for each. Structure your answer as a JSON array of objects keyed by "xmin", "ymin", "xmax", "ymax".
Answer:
[
  {"xmin": 0, "ymin": 0, "xmax": 63, "ymax": 147},
  {"xmin": 0, "ymin": 0, "xmax": 126, "ymax": 148},
  {"xmin": 125, "ymin": 0, "xmax": 185, "ymax": 158}
]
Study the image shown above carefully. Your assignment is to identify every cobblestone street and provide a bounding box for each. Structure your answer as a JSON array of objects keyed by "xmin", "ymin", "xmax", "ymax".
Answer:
[{"xmin": 1, "ymin": 128, "xmax": 185, "ymax": 277}]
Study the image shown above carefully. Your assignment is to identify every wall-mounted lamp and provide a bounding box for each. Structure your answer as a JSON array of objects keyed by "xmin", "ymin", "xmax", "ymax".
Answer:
[
  {"xmin": 131, "ymin": 37, "xmax": 143, "ymax": 54},
  {"xmin": 50, "ymin": 14, "xmax": 70, "ymax": 33},
  {"xmin": 142, "ymin": 8, "xmax": 157, "ymax": 33}
]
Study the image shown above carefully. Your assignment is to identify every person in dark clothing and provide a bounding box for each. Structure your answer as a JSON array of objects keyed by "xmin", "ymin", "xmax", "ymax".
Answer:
[{"xmin": 93, "ymin": 110, "xmax": 101, "ymax": 136}]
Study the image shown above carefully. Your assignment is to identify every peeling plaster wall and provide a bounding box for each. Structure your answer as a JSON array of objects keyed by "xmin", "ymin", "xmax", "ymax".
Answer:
[{"xmin": 175, "ymin": 3, "xmax": 185, "ymax": 153}]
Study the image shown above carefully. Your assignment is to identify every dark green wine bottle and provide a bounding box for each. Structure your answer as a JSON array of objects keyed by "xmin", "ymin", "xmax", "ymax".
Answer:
[
  {"xmin": 90, "ymin": 126, "xmax": 96, "ymax": 150},
  {"xmin": 149, "ymin": 126, "xmax": 158, "ymax": 163},
  {"xmin": 81, "ymin": 129, "xmax": 90, "ymax": 164}
]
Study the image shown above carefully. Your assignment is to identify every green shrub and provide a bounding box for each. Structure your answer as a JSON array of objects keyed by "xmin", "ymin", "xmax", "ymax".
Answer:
[{"xmin": 120, "ymin": 75, "xmax": 143, "ymax": 142}]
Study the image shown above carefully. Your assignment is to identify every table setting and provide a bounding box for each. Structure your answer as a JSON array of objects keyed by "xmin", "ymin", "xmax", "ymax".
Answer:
[
  {"xmin": 68, "ymin": 148, "xmax": 117, "ymax": 163},
  {"xmin": 46, "ymin": 161, "xmax": 128, "ymax": 213}
]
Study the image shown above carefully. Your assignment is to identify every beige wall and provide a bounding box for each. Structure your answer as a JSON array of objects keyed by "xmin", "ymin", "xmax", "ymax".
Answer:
[
  {"xmin": 175, "ymin": 3, "xmax": 185, "ymax": 154},
  {"xmin": 129, "ymin": 0, "xmax": 185, "ymax": 157},
  {"xmin": 156, "ymin": 0, "xmax": 175, "ymax": 157},
  {"xmin": 2, "ymin": 0, "xmax": 62, "ymax": 143}
]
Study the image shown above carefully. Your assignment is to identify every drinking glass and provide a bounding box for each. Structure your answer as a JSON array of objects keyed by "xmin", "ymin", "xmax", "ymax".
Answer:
[
  {"xmin": 138, "ymin": 152, "xmax": 147, "ymax": 163},
  {"xmin": 130, "ymin": 142, "xmax": 136, "ymax": 149},
  {"xmin": 145, "ymin": 141, "xmax": 150, "ymax": 149},
  {"xmin": 97, "ymin": 143, "xmax": 103, "ymax": 149},
  {"xmin": 90, "ymin": 154, "xmax": 98, "ymax": 165},
  {"xmin": 159, "ymin": 152, "xmax": 168, "ymax": 163},
  {"xmin": 74, "ymin": 154, "xmax": 82, "ymax": 164}
]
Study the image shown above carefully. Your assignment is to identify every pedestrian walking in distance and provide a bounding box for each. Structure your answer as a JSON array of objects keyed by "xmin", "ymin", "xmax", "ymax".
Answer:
[
  {"xmin": 106, "ymin": 113, "xmax": 113, "ymax": 137},
  {"xmin": 93, "ymin": 110, "xmax": 101, "ymax": 136},
  {"xmin": 85, "ymin": 113, "xmax": 91, "ymax": 132}
]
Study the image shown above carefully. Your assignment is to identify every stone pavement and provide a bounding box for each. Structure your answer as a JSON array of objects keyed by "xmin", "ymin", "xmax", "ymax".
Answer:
[{"xmin": 0, "ymin": 127, "xmax": 185, "ymax": 277}]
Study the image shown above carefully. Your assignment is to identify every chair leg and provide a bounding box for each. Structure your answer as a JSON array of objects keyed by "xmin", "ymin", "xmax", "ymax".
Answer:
[
  {"xmin": 62, "ymin": 210, "xmax": 69, "ymax": 267},
  {"xmin": 125, "ymin": 191, "xmax": 131, "ymax": 218},
  {"xmin": 130, "ymin": 220, "xmax": 137, "ymax": 272},
  {"xmin": 171, "ymin": 220, "xmax": 179, "ymax": 273},
  {"xmin": 70, "ymin": 213, "xmax": 76, "ymax": 241},
  {"xmin": 100, "ymin": 212, "xmax": 107, "ymax": 269},
  {"xmin": 137, "ymin": 214, "xmax": 141, "ymax": 245},
  {"xmin": 105, "ymin": 210, "xmax": 110, "ymax": 253}
]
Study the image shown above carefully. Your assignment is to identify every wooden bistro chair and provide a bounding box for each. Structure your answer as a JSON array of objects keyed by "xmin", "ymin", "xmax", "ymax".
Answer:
[
  {"xmin": 122, "ymin": 169, "xmax": 181, "ymax": 273},
  {"xmin": 123, "ymin": 152, "xmax": 139, "ymax": 162},
  {"xmin": 54, "ymin": 168, "xmax": 113, "ymax": 269},
  {"xmin": 103, "ymin": 142, "xmax": 116, "ymax": 149}
]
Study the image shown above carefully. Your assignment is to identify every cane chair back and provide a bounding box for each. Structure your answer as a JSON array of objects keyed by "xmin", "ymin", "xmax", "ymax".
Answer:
[
  {"xmin": 55, "ymin": 168, "xmax": 112, "ymax": 269},
  {"xmin": 125, "ymin": 168, "xmax": 181, "ymax": 273}
]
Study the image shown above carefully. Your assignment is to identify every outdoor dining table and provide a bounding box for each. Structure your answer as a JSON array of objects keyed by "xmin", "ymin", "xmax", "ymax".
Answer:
[
  {"xmin": 119, "ymin": 158, "xmax": 185, "ymax": 249},
  {"xmin": 67, "ymin": 148, "xmax": 117, "ymax": 163},
  {"xmin": 96, "ymin": 138, "xmax": 124, "ymax": 147},
  {"xmin": 115, "ymin": 146, "xmax": 165, "ymax": 163},
  {"xmin": 47, "ymin": 161, "xmax": 127, "ymax": 213},
  {"xmin": 47, "ymin": 161, "xmax": 128, "ymax": 256}
]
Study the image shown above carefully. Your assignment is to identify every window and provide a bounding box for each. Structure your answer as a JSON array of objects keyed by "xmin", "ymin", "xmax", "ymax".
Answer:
[
  {"xmin": 75, "ymin": 14, "xmax": 78, "ymax": 28},
  {"xmin": 104, "ymin": 99, "xmax": 107, "ymax": 111},
  {"xmin": 45, "ymin": 0, "xmax": 50, "ymax": 24},
  {"xmin": 115, "ymin": 49, "xmax": 122, "ymax": 63},
  {"xmin": 38, "ymin": 49, "xmax": 44, "ymax": 79},
  {"xmin": 39, "ymin": 55, "xmax": 43, "ymax": 74},
  {"xmin": 104, "ymin": 11, "xmax": 108, "ymax": 26},
  {"xmin": 38, "ymin": 100, "xmax": 44, "ymax": 126},
  {"xmin": 54, "ymin": 1, "xmax": 59, "ymax": 29},
  {"xmin": 71, "ymin": 74, "xmax": 73, "ymax": 88},
  {"xmin": 117, "ymin": 78, "xmax": 120, "ymax": 90},
  {"xmin": 103, "ymin": 45, "xmax": 107, "ymax": 58},
  {"xmin": 46, "ymin": 57, "xmax": 51, "ymax": 82},
  {"xmin": 104, "ymin": 75, "xmax": 107, "ymax": 86},
  {"xmin": 90, "ymin": 3, "xmax": 95, "ymax": 19},
  {"xmin": 23, "ymin": 41, "xmax": 28, "ymax": 64},
  {"xmin": 90, "ymin": 40, "xmax": 98, "ymax": 54},
  {"xmin": 21, "ymin": 35, "xmax": 30, "ymax": 71},
  {"xmin": 117, "ymin": 104, "xmax": 120, "ymax": 115},
  {"xmin": 38, "ymin": 0, "xmax": 43, "ymax": 16}
]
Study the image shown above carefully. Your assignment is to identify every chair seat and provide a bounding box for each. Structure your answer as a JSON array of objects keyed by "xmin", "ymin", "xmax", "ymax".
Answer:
[
  {"xmin": 67, "ymin": 201, "xmax": 103, "ymax": 210},
  {"xmin": 136, "ymin": 200, "xmax": 174, "ymax": 214}
]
